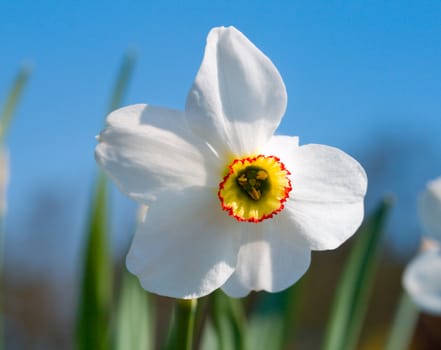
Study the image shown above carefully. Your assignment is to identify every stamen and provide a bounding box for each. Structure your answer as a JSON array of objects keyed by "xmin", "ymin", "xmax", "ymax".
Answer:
[
  {"xmin": 236, "ymin": 167, "xmax": 269, "ymax": 201},
  {"xmin": 218, "ymin": 155, "xmax": 292, "ymax": 223}
]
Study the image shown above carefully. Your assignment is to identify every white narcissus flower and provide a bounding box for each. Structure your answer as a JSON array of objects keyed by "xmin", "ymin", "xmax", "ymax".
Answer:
[
  {"xmin": 95, "ymin": 26, "xmax": 367, "ymax": 299},
  {"xmin": 0, "ymin": 149, "xmax": 9, "ymax": 216},
  {"xmin": 403, "ymin": 177, "xmax": 441, "ymax": 315}
]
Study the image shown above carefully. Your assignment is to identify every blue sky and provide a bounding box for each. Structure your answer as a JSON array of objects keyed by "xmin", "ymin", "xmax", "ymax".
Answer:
[{"xmin": 2, "ymin": 1, "xmax": 441, "ymax": 269}]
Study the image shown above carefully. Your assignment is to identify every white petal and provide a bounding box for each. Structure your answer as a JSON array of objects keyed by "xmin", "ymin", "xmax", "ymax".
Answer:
[
  {"xmin": 403, "ymin": 249, "xmax": 441, "ymax": 315},
  {"xmin": 263, "ymin": 135, "xmax": 299, "ymax": 165},
  {"xmin": 419, "ymin": 177, "xmax": 441, "ymax": 242},
  {"xmin": 95, "ymin": 104, "xmax": 216, "ymax": 203},
  {"xmin": 186, "ymin": 26, "xmax": 287, "ymax": 157},
  {"xmin": 222, "ymin": 213, "xmax": 311, "ymax": 298},
  {"xmin": 284, "ymin": 144, "xmax": 367, "ymax": 250},
  {"xmin": 126, "ymin": 186, "xmax": 241, "ymax": 299}
]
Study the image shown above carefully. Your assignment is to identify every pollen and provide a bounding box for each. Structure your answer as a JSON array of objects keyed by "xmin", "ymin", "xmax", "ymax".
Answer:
[{"xmin": 218, "ymin": 155, "xmax": 292, "ymax": 223}]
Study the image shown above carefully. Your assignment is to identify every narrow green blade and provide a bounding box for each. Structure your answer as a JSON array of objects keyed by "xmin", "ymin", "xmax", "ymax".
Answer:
[
  {"xmin": 322, "ymin": 198, "xmax": 393, "ymax": 350},
  {"xmin": 107, "ymin": 51, "xmax": 137, "ymax": 114},
  {"xmin": 115, "ymin": 270, "xmax": 154, "ymax": 350},
  {"xmin": 76, "ymin": 51, "xmax": 136, "ymax": 350},
  {"xmin": 0, "ymin": 151, "xmax": 9, "ymax": 350},
  {"xmin": 211, "ymin": 290, "xmax": 247, "ymax": 350},
  {"xmin": 0, "ymin": 65, "xmax": 32, "ymax": 143},
  {"xmin": 165, "ymin": 299, "xmax": 198, "ymax": 350},
  {"xmin": 0, "ymin": 65, "xmax": 31, "ymax": 350},
  {"xmin": 385, "ymin": 292, "xmax": 419, "ymax": 350},
  {"xmin": 77, "ymin": 174, "xmax": 112, "ymax": 350},
  {"xmin": 199, "ymin": 320, "xmax": 220, "ymax": 350},
  {"xmin": 247, "ymin": 277, "xmax": 306, "ymax": 350}
]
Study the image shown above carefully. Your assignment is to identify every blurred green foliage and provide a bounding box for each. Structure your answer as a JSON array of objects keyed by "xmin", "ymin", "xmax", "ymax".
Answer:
[
  {"xmin": 323, "ymin": 198, "xmax": 393, "ymax": 350},
  {"xmin": 76, "ymin": 52, "xmax": 136, "ymax": 350}
]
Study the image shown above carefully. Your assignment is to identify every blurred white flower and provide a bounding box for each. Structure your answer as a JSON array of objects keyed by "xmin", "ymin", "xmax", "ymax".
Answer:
[
  {"xmin": 403, "ymin": 177, "xmax": 441, "ymax": 315},
  {"xmin": 0, "ymin": 150, "xmax": 9, "ymax": 216},
  {"xmin": 95, "ymin": 26, "xmax": 367, "ymax": 299}
]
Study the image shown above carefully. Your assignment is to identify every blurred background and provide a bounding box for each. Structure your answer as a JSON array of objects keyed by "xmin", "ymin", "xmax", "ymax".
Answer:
[{"xmin": 1, "ymin": 1, "xmax": 441, "ymax": 349}]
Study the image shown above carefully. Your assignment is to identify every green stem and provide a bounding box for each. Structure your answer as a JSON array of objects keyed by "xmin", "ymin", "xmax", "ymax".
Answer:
[{"xmin": 174, "ymin": 299, "xmax": 197, "ymax": 350}]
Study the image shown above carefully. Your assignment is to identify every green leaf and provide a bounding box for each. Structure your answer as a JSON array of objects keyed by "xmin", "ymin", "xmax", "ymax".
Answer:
[
  {"xmin": 76, "ymin": 50, "xmax": 136, "ymax": 350},
  {"xmin": 0, "ymin": 64, "xmax": 32, "ymax": 142},
  {"xmin": 0, "ymin": 64, "xmax": 31, "ymax": 350},
  {"xmin": 165, "ymin": 299, "xmax": 198, "ymax": 350},
  {"xmin": 384, "ymin": 291, "xmax": 419, "ymax": 350},
  {"xmin": 210, "ymin": 290, "xmax": 247, "ymax": 350},
  {"xmin": 322, "ymin": 197, "xmax": 393, "ymax": 350},
  {"xmin": 247, "ymin": 277, "xmax": 306, "ymax": 350},
  {"xmin": 115, "ymin": 270, "xmax": 154, "ymax": 350},
  {"xmin": 76, "ymin": 174, "xmax": 112, "ymax": 350},
  {"xmin": 199, "ymin": 320, "xmax": 221, "ymax": 350},
  {"xmin": 107, "ymin": 50, "xmax": 137, "ymax": 113}
]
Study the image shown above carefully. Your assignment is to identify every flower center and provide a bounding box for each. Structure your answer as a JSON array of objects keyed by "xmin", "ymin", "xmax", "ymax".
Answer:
[{"xmin": 218, "ymin": 155, "xmax": 292, "ymax": 223}]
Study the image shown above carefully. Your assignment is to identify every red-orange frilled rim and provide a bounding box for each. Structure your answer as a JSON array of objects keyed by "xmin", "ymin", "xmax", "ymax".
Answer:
[{"xmin": 218, "ymin": 155, "xmax": 292, "ymax": 223}]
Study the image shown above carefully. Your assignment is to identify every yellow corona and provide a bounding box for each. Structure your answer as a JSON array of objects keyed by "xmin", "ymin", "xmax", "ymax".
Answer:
[{"xmin": 218, "ymin": 155, "xmax": 292, "ymax": 223}]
